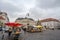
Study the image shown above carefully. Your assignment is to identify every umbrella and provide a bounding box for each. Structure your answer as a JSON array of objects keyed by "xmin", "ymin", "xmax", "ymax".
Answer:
[
  {"xmin": 5, "ymin": 22, "xmax": 23, "ymax": 27},
  {"xmin": 36, "ymin": 25, "xmax": 43, "ymax": 28}
]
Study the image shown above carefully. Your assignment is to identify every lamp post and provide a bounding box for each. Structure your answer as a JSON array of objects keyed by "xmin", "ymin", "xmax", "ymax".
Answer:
[
  {"xmin": 25, "ymin": 13, "xmax": 30, "ymax": 31},
  {"xmin": 26, "ymin": 13, "xmax": 30, "ymax": 25}
]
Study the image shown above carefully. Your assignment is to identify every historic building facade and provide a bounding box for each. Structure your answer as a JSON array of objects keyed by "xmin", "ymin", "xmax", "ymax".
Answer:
[
  {"xmin": 15, "ymin": 18, "xmax": 36, "ymax": 26},
  {"xmin": 0, "ymin": 11, "xmax": 9, "ymax": 27}
]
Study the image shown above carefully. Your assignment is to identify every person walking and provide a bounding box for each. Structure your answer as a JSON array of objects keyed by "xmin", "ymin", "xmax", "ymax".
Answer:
[
  {"xmin": 14, "ymin": 28, "xmax": 21, "ymax": 40},
  {"xmin": 8, "ymin": 28, "xmax": 12, "ymax": 37},
  {"xmin": 1, "ymin": 30, "xmax": 4, "ymax": 40}
]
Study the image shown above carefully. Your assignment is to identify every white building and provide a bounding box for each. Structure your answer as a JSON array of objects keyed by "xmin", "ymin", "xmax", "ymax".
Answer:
[
  {"xmin": 40, "ymin": 18, "xmax": 60, "ymax": 29},
  {"xmin": 41, "ymin": 21, "xmax": 60, "ymax": 29}
]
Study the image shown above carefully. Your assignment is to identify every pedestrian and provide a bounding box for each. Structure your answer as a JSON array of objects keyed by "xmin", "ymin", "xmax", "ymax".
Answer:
[
  {"xmin": 1, "ymin": 30, "xmax": 4, "ymax": 40},
  {"xmin": 22, "ymin": 26, "xmax": 26, "ymax": 31},
  {"xmin": 14, "ymin": 28, "xmax": 21, "ymax": 40},
  {"xmin": 44, "ymin": 26, "xmax": 46, "ymax": 29},
  {"xmin": 8, "ymin": 28, "xmax": 12, "ymax": 37}
]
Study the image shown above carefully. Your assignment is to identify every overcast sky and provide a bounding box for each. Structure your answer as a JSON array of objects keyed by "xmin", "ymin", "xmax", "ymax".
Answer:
[{"xmin": 0, "ymin": 0, "xmax": 60, "ymax": 22}]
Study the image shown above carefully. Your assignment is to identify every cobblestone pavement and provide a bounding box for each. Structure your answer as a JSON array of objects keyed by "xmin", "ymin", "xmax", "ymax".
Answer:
[
  {"xmin": 0, "ymin": 29, "xmax": 60, "ymax": 40},
  {"xmin": 23, "ymin": 30, "xmax": 60, "ymax": 40}
]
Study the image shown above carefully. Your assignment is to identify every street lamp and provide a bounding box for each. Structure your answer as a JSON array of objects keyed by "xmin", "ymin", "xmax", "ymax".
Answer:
[{"xmin": 25, "ymin": 13, "xmax": 30, "ymax": 25}]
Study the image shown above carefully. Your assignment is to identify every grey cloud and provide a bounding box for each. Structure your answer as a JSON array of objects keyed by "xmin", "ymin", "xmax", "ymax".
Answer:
[
  {"xmin": 0, "ymin": 1, "xmax": 25, "ymax": 18},
  {"xmin": 29, "ymin": 7, "xmax": 60, "ymax": 20},
  {"xmin": 0, "ymin": 0, "xmax": 60, "ymax": 21},
  {"xmin": 29, "ymin": 8, "xmax": 43, "ymax": 19},
  {"xmin": 0, "ymin": 3, "xmax": 22, "ymax": 12},
  {"xmin": 36, "ymin": 0, "xmax": 60, "ymax": 9}
]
